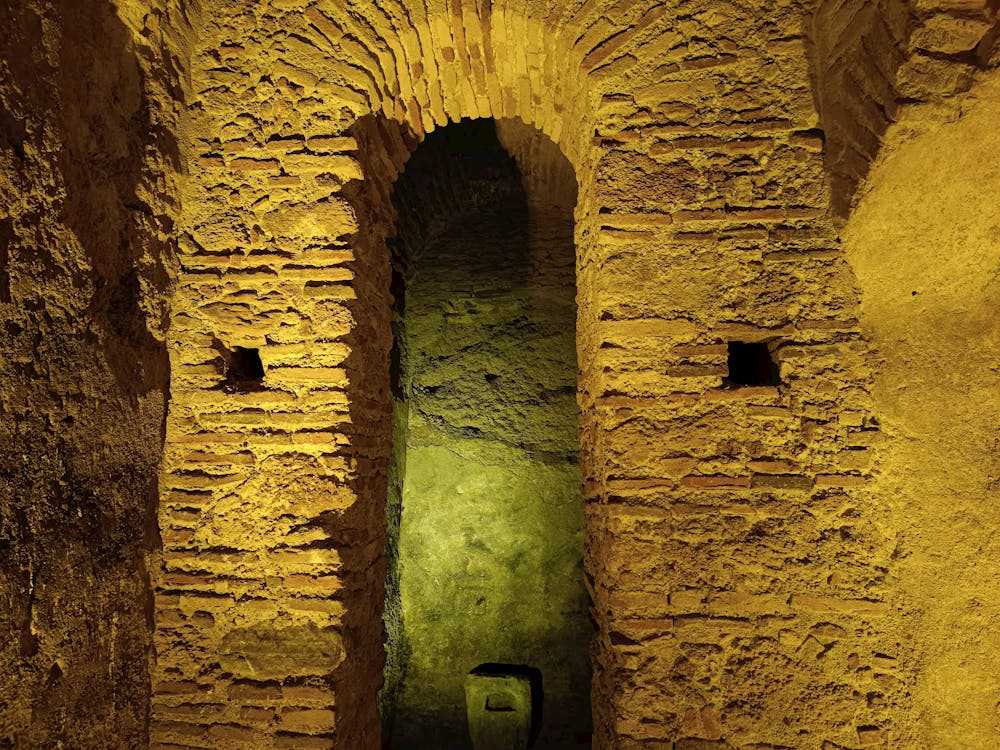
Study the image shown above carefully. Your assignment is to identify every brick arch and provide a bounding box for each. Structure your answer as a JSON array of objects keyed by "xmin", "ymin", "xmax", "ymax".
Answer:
[
  {"xmin": 302, "ymin": 6, "xmax": 611, "ymax": 743},
  {"xmin": 330, "ymin": 112, "xmax": 590, "ymax": 747},
  {"xmin": 150, "ymin": 2, "xmax": 666, "ymax": 747},
  {"xmin": 346, "ymin": 112, "xmax": 589, "ymax": 746},
  {"xmin": 151, "ymin": 0, "xmax": 910, "ymax": 747},
  {"xmin": 293, "ymin": 0, "xmax": 674, "ymax": 167},
  {"xmin": 806, "ymin": 0, "xmax": 912, "ymax": 219}
]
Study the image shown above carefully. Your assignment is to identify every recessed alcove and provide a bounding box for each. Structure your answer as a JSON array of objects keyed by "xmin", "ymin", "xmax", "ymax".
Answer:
[
  {"xmin": 223, "ymin": 346, "xmax": 265, "ymax": 390},
  {"xmin": 379, "ymin": 118, "xmax": 591, "ymax": 748},
  {"xmin": 726, "ymin": 340, "xmax": 780, "ymax": 387}
]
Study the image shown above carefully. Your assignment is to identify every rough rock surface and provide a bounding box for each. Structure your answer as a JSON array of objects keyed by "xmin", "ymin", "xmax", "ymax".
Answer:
[
  {"xmin": 0, "ymin": 0, "xmax": 188, "ymax": 747},
  {"xmin": 844, "ymin": 68, "xmax": 1000, "ymax": 750},
  {"xmin": 383, "ymin": 119, "xmax": 588, "ymax": 748}
]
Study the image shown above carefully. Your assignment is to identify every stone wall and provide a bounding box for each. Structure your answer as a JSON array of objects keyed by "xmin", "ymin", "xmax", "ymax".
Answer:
[
  {"xmin": 0, "ymin": 0, "xmax": 190, "ymax": 746},
  {"xmin": 0, "ymin": 0, "xmax": 996, "ymax": 748},
  {"xmin": 814, "ymin": 6, "xmax": 1000, "ymax": 742},
  {"xmin": 151, "ymin": 1, "xmax": 910, "ymax": 748}
]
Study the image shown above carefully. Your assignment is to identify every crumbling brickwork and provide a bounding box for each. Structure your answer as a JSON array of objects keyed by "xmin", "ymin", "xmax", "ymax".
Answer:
[
  {"xmin": 1, "ymin": 0, "xmax": 998, "ymax": 749},
  {"xmin": 152, "ymin": 1, "xmax": 902, "ymax": 747}
]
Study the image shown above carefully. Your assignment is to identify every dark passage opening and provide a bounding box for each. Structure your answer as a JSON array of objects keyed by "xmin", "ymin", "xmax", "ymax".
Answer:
[
  {"xmin": 223, "ymin": 345, "xmax": 265, "ymax": 390},
  {"xmin": 726, "ymin": 341, "xmax": 780, "ymax": 387},
  {"xmin": 380, "ymin": 118, "xmax": 590, "ymax": 749}
]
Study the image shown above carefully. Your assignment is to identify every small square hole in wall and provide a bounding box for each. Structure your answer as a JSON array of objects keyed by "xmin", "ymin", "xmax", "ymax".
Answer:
[
  {"xmin": 224, "ymin": 346, "xmax": 265, "ymax": 391},
  {"xmin": 726, "ymin": 341, "xmax": 780, "ymax": 387}
]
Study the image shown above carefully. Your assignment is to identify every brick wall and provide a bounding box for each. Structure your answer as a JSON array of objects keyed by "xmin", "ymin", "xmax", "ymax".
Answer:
[{"xmin": 152, "ymin": 1, "xmax": 909, "ymax": 748}]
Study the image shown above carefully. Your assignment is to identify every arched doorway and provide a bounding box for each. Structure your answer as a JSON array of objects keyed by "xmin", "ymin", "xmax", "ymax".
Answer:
[{"xmin": 378, "ymin": 117, "xmax": 591, "ymax": 748}]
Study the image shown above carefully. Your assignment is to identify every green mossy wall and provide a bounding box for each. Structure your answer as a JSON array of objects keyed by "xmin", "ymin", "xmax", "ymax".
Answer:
[{"xmin": 384, "ymin": 121, "xmax": 590, "ymax": 748}]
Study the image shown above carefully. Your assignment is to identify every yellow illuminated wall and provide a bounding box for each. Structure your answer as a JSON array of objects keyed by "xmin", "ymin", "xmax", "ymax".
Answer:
[{"xmin": 1, "ymin": 0, "xmax": 999, "ymax": 748}]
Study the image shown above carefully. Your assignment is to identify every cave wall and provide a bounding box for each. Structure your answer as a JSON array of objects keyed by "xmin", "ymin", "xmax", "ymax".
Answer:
[
  {"xmin": 843, "ymin": 68, "xmax": 1000, "ymax": 750},
  {"xmin": 808, "ymin": 0, "xmax": 912, "ymax": 218},
  {"xmin": 0, "ymin": 0, "xmax": 190, "ymax": 747}
]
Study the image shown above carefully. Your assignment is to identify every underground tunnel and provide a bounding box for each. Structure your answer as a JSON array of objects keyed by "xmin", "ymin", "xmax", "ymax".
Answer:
[{"xmin": 6, "ymin": 1, "xmax": 1000, "ymax": 748}]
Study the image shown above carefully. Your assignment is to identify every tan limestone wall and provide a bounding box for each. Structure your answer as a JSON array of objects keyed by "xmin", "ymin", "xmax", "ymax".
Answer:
[
  {"xmin": 0, "ymin": 0, "xmax": 190, "ymax": 747},
  {"xmin": 843, "ymin": 69, "xmax": 1000, "ymax": 750}
]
